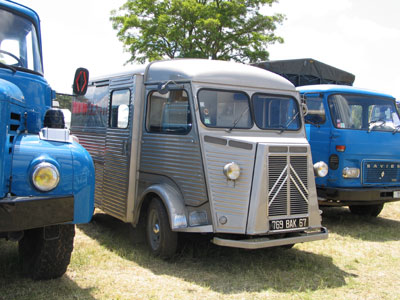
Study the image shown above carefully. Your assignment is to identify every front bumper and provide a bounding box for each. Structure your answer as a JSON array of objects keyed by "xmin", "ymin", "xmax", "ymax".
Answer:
[
  {"xmin": 318, "ymin": 187, "xmax": 400, "ymax": 205},
  {"xmin": 0, "ymin": 195, "xmax": 74, "ymax": 232},
  {"xmin": 212, "ymin": 227, "xmax": 328, "ymax": 249}
]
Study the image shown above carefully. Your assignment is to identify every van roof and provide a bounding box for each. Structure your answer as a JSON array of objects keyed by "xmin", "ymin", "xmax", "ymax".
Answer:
[
  {"xmin": 90, "ymin": 59, "xmax": 295, "ymax": 92},
  {"xmin": 297, "ymin": 84, "xmax": 395, "ymax": 100}
]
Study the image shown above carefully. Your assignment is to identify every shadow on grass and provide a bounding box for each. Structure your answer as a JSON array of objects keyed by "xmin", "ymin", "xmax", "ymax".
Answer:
[
  {"xmin": 78, "ymin": 213, "xmax": 354, "ymax": 295},
  {"xmin": 0, "ymin": 240, "xmax": 96, "ymax": 300},
  {"xmin": 321, "ymin": 206, "xmax": 400, "ymax": 242}
]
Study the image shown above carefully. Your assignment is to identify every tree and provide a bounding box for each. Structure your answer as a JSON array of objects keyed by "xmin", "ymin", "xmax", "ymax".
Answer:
[{"xmin": 110, "ymin": 0, "xmax": 284, "ymax": 64}]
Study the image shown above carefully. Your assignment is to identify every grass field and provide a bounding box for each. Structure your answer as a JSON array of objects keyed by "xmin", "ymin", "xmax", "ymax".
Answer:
[{"xmin": 1, "ymin": 202, "xmax": 400, "ymax": 300}]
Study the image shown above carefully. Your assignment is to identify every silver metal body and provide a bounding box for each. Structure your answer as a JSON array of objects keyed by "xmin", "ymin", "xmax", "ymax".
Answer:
[{"xmin": 71, "ymin": 59, "xmax": 327, "ymax": 249}]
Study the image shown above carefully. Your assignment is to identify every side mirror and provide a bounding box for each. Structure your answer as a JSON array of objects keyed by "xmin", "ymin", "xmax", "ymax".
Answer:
[
  {"xmin": 300, "ymin": 94, "xmax": 308, "ymax": 116},
  {"xmin": 73, "ymin": 68, "xmax": 89, "ymax": 96},
  {"xmin": 158, "ymin": 81, "xmax": 171, "ymax": 95},
  {"xmin": 302, "ymin": 103, "xmax": 309, "ymax": 116}
]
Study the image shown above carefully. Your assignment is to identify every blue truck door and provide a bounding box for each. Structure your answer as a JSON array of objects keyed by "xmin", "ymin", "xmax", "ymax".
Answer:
[
  {"xmin": 305, "ymin": 93, "xmax": 332, "ymax": 184},
  {"xmin": 102, "ymin": 78, "xmax": 134, "ymax": 220}
]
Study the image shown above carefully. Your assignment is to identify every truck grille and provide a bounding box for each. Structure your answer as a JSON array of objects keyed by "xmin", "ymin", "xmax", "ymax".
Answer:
[
  {"xmin": 268, "ymin": 155, "xmax": 309, "ymax": 217},
  {"xmin": 363, "ymin": 161, "xmax": 400, "ymax": 184}
]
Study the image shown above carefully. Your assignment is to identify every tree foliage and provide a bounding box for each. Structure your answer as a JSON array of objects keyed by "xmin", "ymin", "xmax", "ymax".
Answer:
[{"xmin": 110, "ymin": 0, "xmax": 284, "ymax": 64}]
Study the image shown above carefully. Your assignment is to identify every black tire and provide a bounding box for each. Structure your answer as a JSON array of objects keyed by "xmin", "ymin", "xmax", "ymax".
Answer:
[
  {"xmin": 349, "ymin": 204, "xmax": 384, "ymax": 217},
  {"xmin": 146, "ymin": 198, "xmax": 178, "ymax": 258},
  {"xmin": 19, "ymin": 224, "xmax": 75, "ymax": 280}
]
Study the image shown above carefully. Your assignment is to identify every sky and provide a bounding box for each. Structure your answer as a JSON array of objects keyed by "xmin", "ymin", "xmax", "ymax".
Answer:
[{"xmin": 16, "ymin": 0, "xmax": 400, "ymax": 100}]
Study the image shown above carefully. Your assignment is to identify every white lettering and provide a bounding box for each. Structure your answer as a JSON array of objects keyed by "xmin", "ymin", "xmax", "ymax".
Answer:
[{"xmin": 271, "ymin": 220, "xmax": 284, "ymax": 230}]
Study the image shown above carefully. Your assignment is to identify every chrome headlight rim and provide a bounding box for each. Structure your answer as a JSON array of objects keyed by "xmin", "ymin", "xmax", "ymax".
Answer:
[
  {"xmin": 313, "ymin": 161, "xmax": 328, "ymax": 177},
  {"xmin": 223, "ymin": 162, "xmax": 241, "ymax": 180},
  {"xmin": 32, "ymin": 162, "xmax": 60, "ymax": 192}
]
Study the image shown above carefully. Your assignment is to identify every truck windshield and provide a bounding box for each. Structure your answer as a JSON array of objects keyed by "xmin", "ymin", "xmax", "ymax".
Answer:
[
  {"xmin": 0, "ymin": 9, "xmax": 43, "ymax": 74},
  {"xmin": 328, "ymin": 94, "xmax": 400, "ymax": 132}
]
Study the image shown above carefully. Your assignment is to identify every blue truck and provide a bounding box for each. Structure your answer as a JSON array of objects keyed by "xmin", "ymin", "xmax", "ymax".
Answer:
[
  {"xmin": 254, "ymin": 58, "xmax": 400, "ymax": 217},
  {"xmin": 0, "ymin": 0, "xmax": 94, "ymax": 279}
]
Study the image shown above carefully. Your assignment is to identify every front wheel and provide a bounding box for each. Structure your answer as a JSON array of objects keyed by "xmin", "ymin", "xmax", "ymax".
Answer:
[
  {"xmin": 146, "ymin": 198, "xmax": 178, "ymax": 258},
  {"xmin": 19, "ymin": 224, "xmax": 75, "ymax": 280},
  {"xmin": 349, "ymin": 204, "xmax": 384, "ymax": 217}
]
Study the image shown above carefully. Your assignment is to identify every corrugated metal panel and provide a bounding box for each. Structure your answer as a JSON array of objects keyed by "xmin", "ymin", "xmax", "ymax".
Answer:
[
  {"xmin": 140, "ymin": 134, "xmax": 208, "ymax": 206},
  {"xmin": 268, "ymin": 156, "xmax": 288, "ymax": 216},
  {"xmin": 289, "ymin": 156, "xmax": 309, "ymax": 215},
  {"xmin": 71, "ymin": 76, "xmax": 135, "ymax": 221},
  {"xmin": 72, "ymin": 129, "xmax": 106, "ymax": 162},
  {"xmin": 102, "ymin": 128, "xmax": 131, "ymax": 219},
  {"xmin": 268, "ymin": 151, "xmax": 309, "ymax": 217},
  {"xmin": 202, "ymin": 139, "xmax": 255, "ymax": 233},
  {"xmin": 100, "ymin": 77, "xmax": 134, "ymax": 220}
]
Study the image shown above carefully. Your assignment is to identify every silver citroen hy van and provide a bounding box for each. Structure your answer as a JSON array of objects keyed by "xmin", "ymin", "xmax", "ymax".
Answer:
[{"xmin": 71, "ymin": 59, "xmax": 328, "ymax": 257}]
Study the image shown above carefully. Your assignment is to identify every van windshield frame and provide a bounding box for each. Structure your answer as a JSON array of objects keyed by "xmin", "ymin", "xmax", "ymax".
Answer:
[{"xmin": 197, "ymin": 88, "xmax": 302, "ymax": 131}]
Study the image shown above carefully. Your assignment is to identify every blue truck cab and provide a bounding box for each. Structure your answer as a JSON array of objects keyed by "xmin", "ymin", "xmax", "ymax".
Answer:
[
  {"xmin": 0, "ymin": 0, "xmax": 94, "ymax": 279},
  {"xmin": 253, "ymin": 58, "xmax": 400, "ymax": 217},
  {"xmin": 301, "ymin": 84, "xmax": 400, "ymax": 216}
]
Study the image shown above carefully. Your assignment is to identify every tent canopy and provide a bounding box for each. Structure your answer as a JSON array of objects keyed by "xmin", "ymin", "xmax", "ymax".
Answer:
[{"xmin": 252, "ymin": 58, "xmax": 355, "ymax": 87}]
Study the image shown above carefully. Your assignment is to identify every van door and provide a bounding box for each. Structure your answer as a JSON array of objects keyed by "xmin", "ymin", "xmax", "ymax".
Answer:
[{"xmin": 102, "ymin": 78, "xmax": 134, "ymax": 221}]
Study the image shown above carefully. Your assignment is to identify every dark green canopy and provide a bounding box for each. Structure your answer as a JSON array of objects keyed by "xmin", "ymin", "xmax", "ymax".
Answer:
[{"xmin": 252, "ymin": 58, "xmax": 355, "ymax": 87}]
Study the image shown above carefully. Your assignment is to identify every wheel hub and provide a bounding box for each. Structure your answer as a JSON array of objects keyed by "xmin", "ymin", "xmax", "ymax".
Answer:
[{"xmin": 153, "ymin": 223, "xmax": 160, "ymax": 234}]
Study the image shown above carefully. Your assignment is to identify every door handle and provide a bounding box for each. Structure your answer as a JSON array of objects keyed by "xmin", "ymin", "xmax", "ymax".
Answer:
[{"xmin": 122, "ymin": 140, "xmax": 129, "ymax": 155}]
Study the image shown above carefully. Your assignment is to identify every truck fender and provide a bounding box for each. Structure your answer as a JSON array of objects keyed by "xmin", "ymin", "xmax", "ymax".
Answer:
[{"xmin": 139, "ymin": 183, "xmax": 187, "ymax": 230}]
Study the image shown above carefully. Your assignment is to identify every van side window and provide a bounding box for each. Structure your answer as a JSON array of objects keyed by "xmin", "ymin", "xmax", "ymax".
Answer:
[
  {"xmin": 305, "ymin": 96, "xmax": 326, "ymax": 124},
  {"xmin": 147, "ymin": 89, "xmax": 191, "ymax": 134},
  {"xmin": 71, "ymin": 85, "xmax": 109, "ymax": 127},
  {"xmin": 110, "ymin": 89, "xmax": 131, "ymax": 128}
]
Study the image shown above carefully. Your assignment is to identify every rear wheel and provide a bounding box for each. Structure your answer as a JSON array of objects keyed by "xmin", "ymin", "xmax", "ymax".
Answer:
[
  {"xmin": 146, "ymin": 198, "xmax": 178, "ymax": 258},
  {"xmin": 349, "ymin": 204, "xmax": 384, "ymax": 217},
  {"xmin": 19, "ymin": 224, "xmax": 75, "ymax": 280}
]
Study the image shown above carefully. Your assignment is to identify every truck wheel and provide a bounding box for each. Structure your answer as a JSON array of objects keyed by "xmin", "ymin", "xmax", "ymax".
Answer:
[
  {"xmin": 18, "ymin": 224, "xmax": 75, "ymax": 280},
  {"xmin": 146, "ymin": 198, "xmax": 178, "ymax": 258},
  {"xmin": 349, "ymin": 204, "xmax": 384, "ymax": 217}
]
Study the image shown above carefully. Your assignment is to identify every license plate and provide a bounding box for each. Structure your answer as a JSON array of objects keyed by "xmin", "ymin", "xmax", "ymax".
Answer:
[
  {"xmin": 394, "ymin": 191, "xmax": 400, "ymax": 198},
  {"xmin": 270, "ymin": 217, "xmax": 308, "ymax": 231}
]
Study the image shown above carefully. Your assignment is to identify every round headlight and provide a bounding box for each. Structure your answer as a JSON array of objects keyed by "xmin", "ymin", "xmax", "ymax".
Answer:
[
  {"xmin": 32, "ymin": 162, "xmax": 60, "ymax": 191},
  {"xmin": 313, "ymin": 161, "xmax": 328, "ymax": 177},
  {"xmin": 223, "ymin": 162, "xmax": 241, "ymax": 180}
]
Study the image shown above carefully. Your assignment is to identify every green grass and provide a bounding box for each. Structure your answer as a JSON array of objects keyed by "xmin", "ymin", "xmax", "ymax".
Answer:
[{"xmin": 1, "ymin": 202, "xmax": 400, "ymax": 300}]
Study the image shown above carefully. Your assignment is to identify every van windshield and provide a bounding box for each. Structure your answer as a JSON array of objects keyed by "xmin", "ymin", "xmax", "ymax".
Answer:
[
  {"xmin": 328, "ymin": 94, "xmax": 400, "ymax": 132},
  {"xmin": 252, "ymin": 93, "xmax": 301, "ymax": 131},
  {"xmin": 197, "ymin": 89, "xmax": 252, "ymax": 129},
  {"xmin": 197, "ymin": 89, "xmax": 301, "ymax": 131},
  {"xmin": 0, "ymin": 9, "xmax": 43, "ymax": 74}
]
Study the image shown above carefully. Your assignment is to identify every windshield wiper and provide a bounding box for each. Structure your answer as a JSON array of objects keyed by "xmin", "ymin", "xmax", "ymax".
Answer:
[
  {"xmin": 278, "ymin": 112, "xmax": 300, "ymax": 133},
  {"xmin": 226, "ymin": 107, "xmax": 250, "ymax": 133},
  {"xmin": 0, "ymin": 62, "xmax": 16, "ymax": 73}
]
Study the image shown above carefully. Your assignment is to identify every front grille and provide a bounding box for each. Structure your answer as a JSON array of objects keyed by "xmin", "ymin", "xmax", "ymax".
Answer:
[
  {"xmin": 268, "ymin": 155, "xmax": 309, "ymax": 217},
  {"xmin": 363, "ymin": 161, "xmax": 400, "ymax": 184}
]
